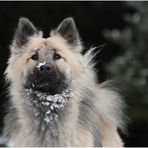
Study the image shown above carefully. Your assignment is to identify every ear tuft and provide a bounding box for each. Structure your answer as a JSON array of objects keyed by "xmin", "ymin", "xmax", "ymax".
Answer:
[
  {"xmin": 54, "ymin": 17, "xmax": 81, "ymax": 47},
  {"xmin": 14, "ymin": 17, "xmax": 37, "ymax": 47}
]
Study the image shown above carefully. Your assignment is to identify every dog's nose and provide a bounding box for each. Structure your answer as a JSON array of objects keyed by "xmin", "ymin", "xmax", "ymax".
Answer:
[{"xmin": 39, "ymin": 65, "xmax": 51, "ymax": 73}]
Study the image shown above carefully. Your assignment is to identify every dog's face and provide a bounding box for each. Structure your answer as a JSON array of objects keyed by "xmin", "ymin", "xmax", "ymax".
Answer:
[
  {"xmin": 6, "ymin": 18, "xmax": 83, "ymax": 96},
  {"xmin": 23, "ymin": 36, "xmax": 73, "ymax": 95}
]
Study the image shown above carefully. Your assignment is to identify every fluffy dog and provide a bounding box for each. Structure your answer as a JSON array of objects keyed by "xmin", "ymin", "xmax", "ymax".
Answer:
[{"xmin": 3, "ymin": 17, "xmax": 126, "ymax": 146}]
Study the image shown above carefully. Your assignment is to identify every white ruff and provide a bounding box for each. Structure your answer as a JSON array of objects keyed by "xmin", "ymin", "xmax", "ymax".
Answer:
[{"xmin": 22, "ymin": 88, "xmax": 74, "ymax": 124}]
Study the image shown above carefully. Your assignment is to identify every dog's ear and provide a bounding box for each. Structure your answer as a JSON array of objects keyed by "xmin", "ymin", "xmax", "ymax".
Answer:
[
  {"xmin": 14, "ymin": 17, "xmax": 37, "ymax": 47},
  {"xmin": 52, "ymin": 17, "xmax": 81, "ymax": 49}
]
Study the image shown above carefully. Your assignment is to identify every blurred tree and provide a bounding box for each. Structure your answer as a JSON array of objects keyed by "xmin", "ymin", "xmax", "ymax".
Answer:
[{"xmin": 104, "ymin": 1, "xmax": 148, "ymax": 146}]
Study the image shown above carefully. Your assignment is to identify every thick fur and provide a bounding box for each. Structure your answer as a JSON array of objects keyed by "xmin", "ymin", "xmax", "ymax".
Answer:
[{"xmin": 3, "ymin": 17, "xmax": 127, "ymax": 147}]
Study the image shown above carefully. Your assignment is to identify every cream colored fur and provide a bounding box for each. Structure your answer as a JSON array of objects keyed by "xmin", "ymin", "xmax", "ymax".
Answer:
[{"xmin": 4, "ymin": 18, "xmax": 126, "ymax": 147}]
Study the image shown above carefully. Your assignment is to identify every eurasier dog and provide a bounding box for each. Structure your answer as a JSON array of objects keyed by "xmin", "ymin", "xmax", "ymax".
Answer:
[{"xmin": 3, "ymin": 17, "xmax": 127, "ymax": 146}]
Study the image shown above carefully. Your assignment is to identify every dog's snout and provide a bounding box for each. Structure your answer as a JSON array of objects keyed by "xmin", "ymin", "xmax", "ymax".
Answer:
[{"xmin": 39, "ymin": 65, "xmax": 51, "ymax": 73}]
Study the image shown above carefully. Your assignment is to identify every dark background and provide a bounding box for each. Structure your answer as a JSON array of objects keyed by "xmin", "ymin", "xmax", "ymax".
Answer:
[{"xmin": 0, "ymin": 1, "xmax": 147, "ymax": 146}]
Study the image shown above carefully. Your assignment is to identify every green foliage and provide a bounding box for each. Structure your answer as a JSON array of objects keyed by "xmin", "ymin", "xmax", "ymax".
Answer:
[{"xmin": 104, "ymin": 2, "xmax": 148, "ymax": 124}]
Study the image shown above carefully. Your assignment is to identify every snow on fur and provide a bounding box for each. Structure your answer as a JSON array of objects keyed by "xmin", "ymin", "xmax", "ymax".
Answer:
[{"xmin": 22, "ymin": 88, "xmax": 74, "ymax": 124}]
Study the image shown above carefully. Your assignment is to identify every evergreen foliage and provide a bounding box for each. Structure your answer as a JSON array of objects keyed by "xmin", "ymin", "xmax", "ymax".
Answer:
[{"xmin": 104, "ymin": 1, "xmax": 148, "ymax": 126}]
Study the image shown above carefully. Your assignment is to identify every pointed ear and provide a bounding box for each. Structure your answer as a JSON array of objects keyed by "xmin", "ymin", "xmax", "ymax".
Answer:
[
  {"xmin": 52, "ymin": 17, "xmax": 81, "ymax": 48},
  {"xmin": 14, "ymin": 17, "xmax": 37, "ymax": 47}
]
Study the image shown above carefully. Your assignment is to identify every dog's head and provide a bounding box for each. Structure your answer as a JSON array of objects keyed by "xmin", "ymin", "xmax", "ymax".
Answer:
[{"xmin": 6, "ymin": 17, "xmax": 83, "ymax": 95}]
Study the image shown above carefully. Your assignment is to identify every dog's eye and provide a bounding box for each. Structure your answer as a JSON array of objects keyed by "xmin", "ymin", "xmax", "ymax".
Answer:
[
  {"xmin": 31, "ymin": 53, "xmax": 38, "ymax": 61},
  {"xmin": 54, "ymin": 53, "xmax": 61, "ymax": 60}
]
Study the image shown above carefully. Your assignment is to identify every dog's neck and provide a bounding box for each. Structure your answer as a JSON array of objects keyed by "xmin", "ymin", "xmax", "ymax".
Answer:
[{"xmin": 21, "ymin": 88, "xmax": 73, "ymax": 139}]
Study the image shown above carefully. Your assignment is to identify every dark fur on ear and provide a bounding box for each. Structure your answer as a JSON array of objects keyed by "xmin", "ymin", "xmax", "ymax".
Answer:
[
  {"xmin": 14, "ymin": 17, "xmax": 37, "ymax": 47},
  {"xmin": 53, "ymin": 17, "xmax": 81, "ymax": 47}
]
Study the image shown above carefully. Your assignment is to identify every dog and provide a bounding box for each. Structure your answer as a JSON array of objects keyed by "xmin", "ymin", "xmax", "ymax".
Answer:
[{"xmin": 3, "ymin": 17, "xmax": 127, "ymax": 146}]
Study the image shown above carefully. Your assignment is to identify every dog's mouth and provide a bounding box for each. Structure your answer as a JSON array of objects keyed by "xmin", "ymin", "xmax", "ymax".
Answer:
[
  {"xmin": 30, "ymin": 78, "xmax": 67, "ymax": 95},
  {"xmin": 26, "ymin": 66, "xmax": 69, "ymax": 95}
]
